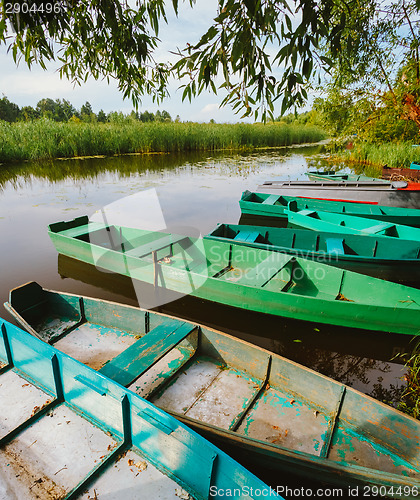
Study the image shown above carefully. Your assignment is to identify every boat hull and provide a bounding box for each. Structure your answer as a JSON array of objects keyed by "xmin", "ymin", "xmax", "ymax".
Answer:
[
  {"xmin": 206, "ymin": 224, "xmax": 420, "ymax": 285},
  {"xmin": 383, "ymin": 167, "xmax": 420, "ymax": 181},
  {"xmin": 47, "ymin": 217, "xmax": 420, "ymax": 336},
  {"xmin": 0, "ymin": 317, "xmax": 269, "ymax": 499},
  {"xmin": 239, "ymin": 191, "xmax": 420, "ymax": 227},
  {"xmin": 285, "ymin": 207, "xmax": 420, "ymax": 242},
  {"xmin": 5, "ymin": 283, "xmax": 420, "ymax": 497},
  {"xmin": 257, "ymin": 181, "xmax": 420, "ymax": 208},
  {"xmin": 306, "ymin": 172, "xmax": 389, "ymax": 183}
]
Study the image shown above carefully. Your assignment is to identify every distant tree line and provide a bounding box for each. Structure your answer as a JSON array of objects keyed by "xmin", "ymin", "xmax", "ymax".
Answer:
[{"xmin": 0, "ymin": 96, "xmax": 176, "ymax": 124}]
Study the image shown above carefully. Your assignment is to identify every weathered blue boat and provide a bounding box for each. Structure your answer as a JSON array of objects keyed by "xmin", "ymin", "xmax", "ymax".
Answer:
[
  {"xmin": 206, "ymin": 223, "xmax": 420, "ymax": 284},
  {"xmin": 285, "ymin": 203, "xmax": 420, "ymax": 242},
  {"xmin": 239, "ymin": 191, "xmax": 420, "ymax": 227},
  {"xmin": 0, "ymin": 316, "xmax": 275, "ymax": 499},
  {"xmin": 4, "ymin": 282, "xmax": 420, "ymax": 497}
]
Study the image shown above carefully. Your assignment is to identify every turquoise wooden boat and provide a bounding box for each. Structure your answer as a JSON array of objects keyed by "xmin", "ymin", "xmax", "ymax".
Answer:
[
  {"xmin": 206, "ymin": 223, "xmax": 420, "ymax": 284},
  {"xmin": 239, "ymin": 191, "xmax": 420, "ymax": 227},
  {"xmin": 285, "ymin": 203, "xmax": 420, "ymax": 241},
  {"xmin": 5, "ymin": 282, "xmax": 420, "ymax": 496},
  {"xmin": 47, "ymin": 216, "xmax": 420, "ymax": 335},
  {"xmin": 0, "ymin": 317, "xmax": 272, "ymax": 499},
  {"xmin": 306, "ymin": 171, "xmax": 388, "ymax": 183}
]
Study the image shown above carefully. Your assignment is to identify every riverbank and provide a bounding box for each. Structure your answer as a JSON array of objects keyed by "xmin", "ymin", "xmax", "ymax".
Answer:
[
  {"xmin": 333, "ymin": 141, "xmax": 419, "ymax": 175},
  {"xmin": 0, "ymin": 119, "xmax": 327, "ymax": 163}
]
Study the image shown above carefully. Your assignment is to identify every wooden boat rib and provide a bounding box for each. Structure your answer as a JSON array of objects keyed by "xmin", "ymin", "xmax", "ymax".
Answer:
[
  {"xmin": 0, "ymin": 315, "xmax": 272, "ymax": 499},
  {"xmin": 256, "ymin": 180, "xmax": 420, "ymax": 208},
  {"xmin": 206, "ymin": 223, "xmax": 420, "ymax": 283},
  {"xmin": 47, "ymin": 216, "xmax": 420, "ymax": 335},
  {"xmin": 285, "ymin": 204, "xmax": 420, "ymax": 242},
  {"xmin": 239, "ymin": 190, "xmax": 420, "ymax": 227},
  {"xmin": 5, "ymin": 282, "xmax": 420, "ymax": 497}
]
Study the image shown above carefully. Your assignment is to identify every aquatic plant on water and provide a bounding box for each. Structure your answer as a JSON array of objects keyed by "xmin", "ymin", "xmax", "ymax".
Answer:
[{"xmin": 398, "ymin": 341, "xmax": 420, "ymax": 420}]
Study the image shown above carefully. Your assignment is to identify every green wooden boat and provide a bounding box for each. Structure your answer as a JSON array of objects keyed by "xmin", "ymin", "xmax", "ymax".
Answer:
[
  {"xmin": 286, "ymin": 203, "xmax": 420, "ymax": 241},
  {"xmin": 239, "ymin": 190, "xmax": 420, "ymax": 227},
  {"xmin": 305, "ymin": 171, "xmax": 388, "ymax": 183},
  {"xmin": 47, "ymin": 216, "xmax": 420, "ymax": 335},
  {"xmin": 206, "ymin": 223, "xmax": 420, "ymax": 284},
  {"xmin": 0, "ymin": 316, "xmax": 272, "ymax": 499},
  {"xmin": 5, "ymin": 282, "xmax": 420, "ymax": 496}
]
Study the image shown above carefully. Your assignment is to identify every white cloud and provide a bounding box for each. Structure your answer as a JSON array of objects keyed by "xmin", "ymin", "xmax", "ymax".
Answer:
[
  {"xmin": 0, "ymin": 1, "xmax": 289, "ymax": 121},
  {"xmin": 201, "ymin": 104, "xmax": 220, "ymax": 114},
  {"xmin": 0, "ymin": 70, "xmax": 75, "ymax": 96}
]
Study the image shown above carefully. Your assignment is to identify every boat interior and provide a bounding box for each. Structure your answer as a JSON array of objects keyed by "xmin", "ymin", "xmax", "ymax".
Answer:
[
  {"xmin": 0, "ymin": 319, "xmax": 220, "ymax": 500},
  {"xmin": 5, "ymin": 282, "xmax": 420, "ymax": 480},
  {"xmin": 208, "ymin": 224, "xmax": 420, "ymax": 261},
  {"xmin": 49, "ymin": 219, "xmax": 419, "ymax": 305}
]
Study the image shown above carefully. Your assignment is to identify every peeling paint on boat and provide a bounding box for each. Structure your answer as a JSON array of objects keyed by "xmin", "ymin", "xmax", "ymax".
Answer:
[
  {"xmin": 55, "ymin": 323, "xmax": 140, "ymax": 370},
  {"xmin": 0, "ymin": 318, "xmax": 276, "ymax": 500},
  {"xmin": 5, "ymin": 283, "xmax": 420, "ymax": 497}
]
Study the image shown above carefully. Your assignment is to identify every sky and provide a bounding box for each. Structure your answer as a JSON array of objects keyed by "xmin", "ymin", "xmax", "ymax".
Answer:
[{"xmin": 0, "ymin": 2, "xmax": 267, "ymax": 123}]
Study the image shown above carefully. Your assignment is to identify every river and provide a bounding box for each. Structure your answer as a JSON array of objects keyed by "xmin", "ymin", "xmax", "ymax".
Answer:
[{"xmin": 0, "ymin": 144, "xmax": 412, "ymax": 492}]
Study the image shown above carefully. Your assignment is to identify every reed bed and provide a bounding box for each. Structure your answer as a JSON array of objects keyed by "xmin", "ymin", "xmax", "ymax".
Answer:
[
  {"xmin": 343, "ymin": 142, "xmax": 418, "ymax": 173},
  {"xmin": 0, "ymin": 119, "xmax": 327, "ymax": 163}
]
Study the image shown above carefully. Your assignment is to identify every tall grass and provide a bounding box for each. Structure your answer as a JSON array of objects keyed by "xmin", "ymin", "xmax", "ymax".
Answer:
[
  {"xmin": 342, "ymin": 142, "xmax": 419, "ymax": 174},
  {"xmin": 397, "ymin": 342, "xmax": 420, "ymax": 420},
  {"xmin": 0, "ymin": 119, "xmax": 327, "ymax": 163}
]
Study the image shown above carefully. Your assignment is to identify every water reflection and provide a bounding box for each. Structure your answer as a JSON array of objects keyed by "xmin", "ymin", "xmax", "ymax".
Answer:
[{"xmin": 0, "ymin": 145, "xmax": 324, "ymax": 191}]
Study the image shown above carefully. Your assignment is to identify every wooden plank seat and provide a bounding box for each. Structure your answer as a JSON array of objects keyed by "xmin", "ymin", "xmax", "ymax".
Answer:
[
  {"xmin": 124, "ymin": 234, "xmax": 189, "ymax": 258},
  {"xmin": 233, "ymin": 231, "xmax": 261, "ymax": 243},
  {"xmin": 60, "ymin": 222, "xmax": 104, "ymax": 239},
  {"xmin": 325, "ymin": 238, "xmax": 345, "ymax": 256},
  {"xmin": 99, "ymin": 319, "xmax": 196, "ymax": 387},
  {"xmin": 297, "ymin": 209, "xmax": 317, "ymax": 217},
  {"xmin": 261, "ymin": 194, "xmax": 280, "ymax": 205},
  {"xmin": 361, "ymin": 222, "xmax": 396, "ymax": 235},
  {"xmin": 237, "ymin": 255, "xmax": 294, "ymax": 287}
]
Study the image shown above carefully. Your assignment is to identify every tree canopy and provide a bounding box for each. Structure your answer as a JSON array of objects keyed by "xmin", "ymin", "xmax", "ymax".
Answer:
[
  {"xmin": 0, "ymin": 95, "xmax": 172, "ymax": 123},
  {"xmin": 315, "ymin": 0, "xmax": 420, "ymax": 139},
  {"xmin": 0, "ymin": 0, "xmax": 363, "ymax": 120}
]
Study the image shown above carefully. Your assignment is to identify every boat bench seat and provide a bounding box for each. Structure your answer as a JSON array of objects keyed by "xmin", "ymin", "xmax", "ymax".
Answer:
[
  {"xmin": 261, "ymin": 194, "xmax": 280, "ymax": 205},
  {"xmin": 360, "ymin": 222, "xmax": 395, "ymax": 234},
  {"xmin": 59, "ymin": 222, "xmax": 104, "ymax": 239},
  {"xmin": 99, "ymin": 319, "xmax": 196, "ymax": 387},
  {"xmin": 236, "ymin": 255, "xmax": 293, "ymax": 287},
  {"xmin": 234, "ymin": 231, "xmax": 261, "ymax": 243},
  {"xmin": 124, "ymin": 234, "xmax": 189, "ymax": 258},
  {"xmin": 297, "ymin": 209, "xmax": 317, "ymax": 216},
  {"xmin": 325, "ymin": 238, "xmax": 345, "ymax": 256}
]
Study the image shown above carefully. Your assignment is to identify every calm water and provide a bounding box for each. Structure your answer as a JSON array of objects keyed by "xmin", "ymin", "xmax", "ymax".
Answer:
[{"xmin": 0, "ymin": 145, "xmax": 413, "ymax": 489}]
